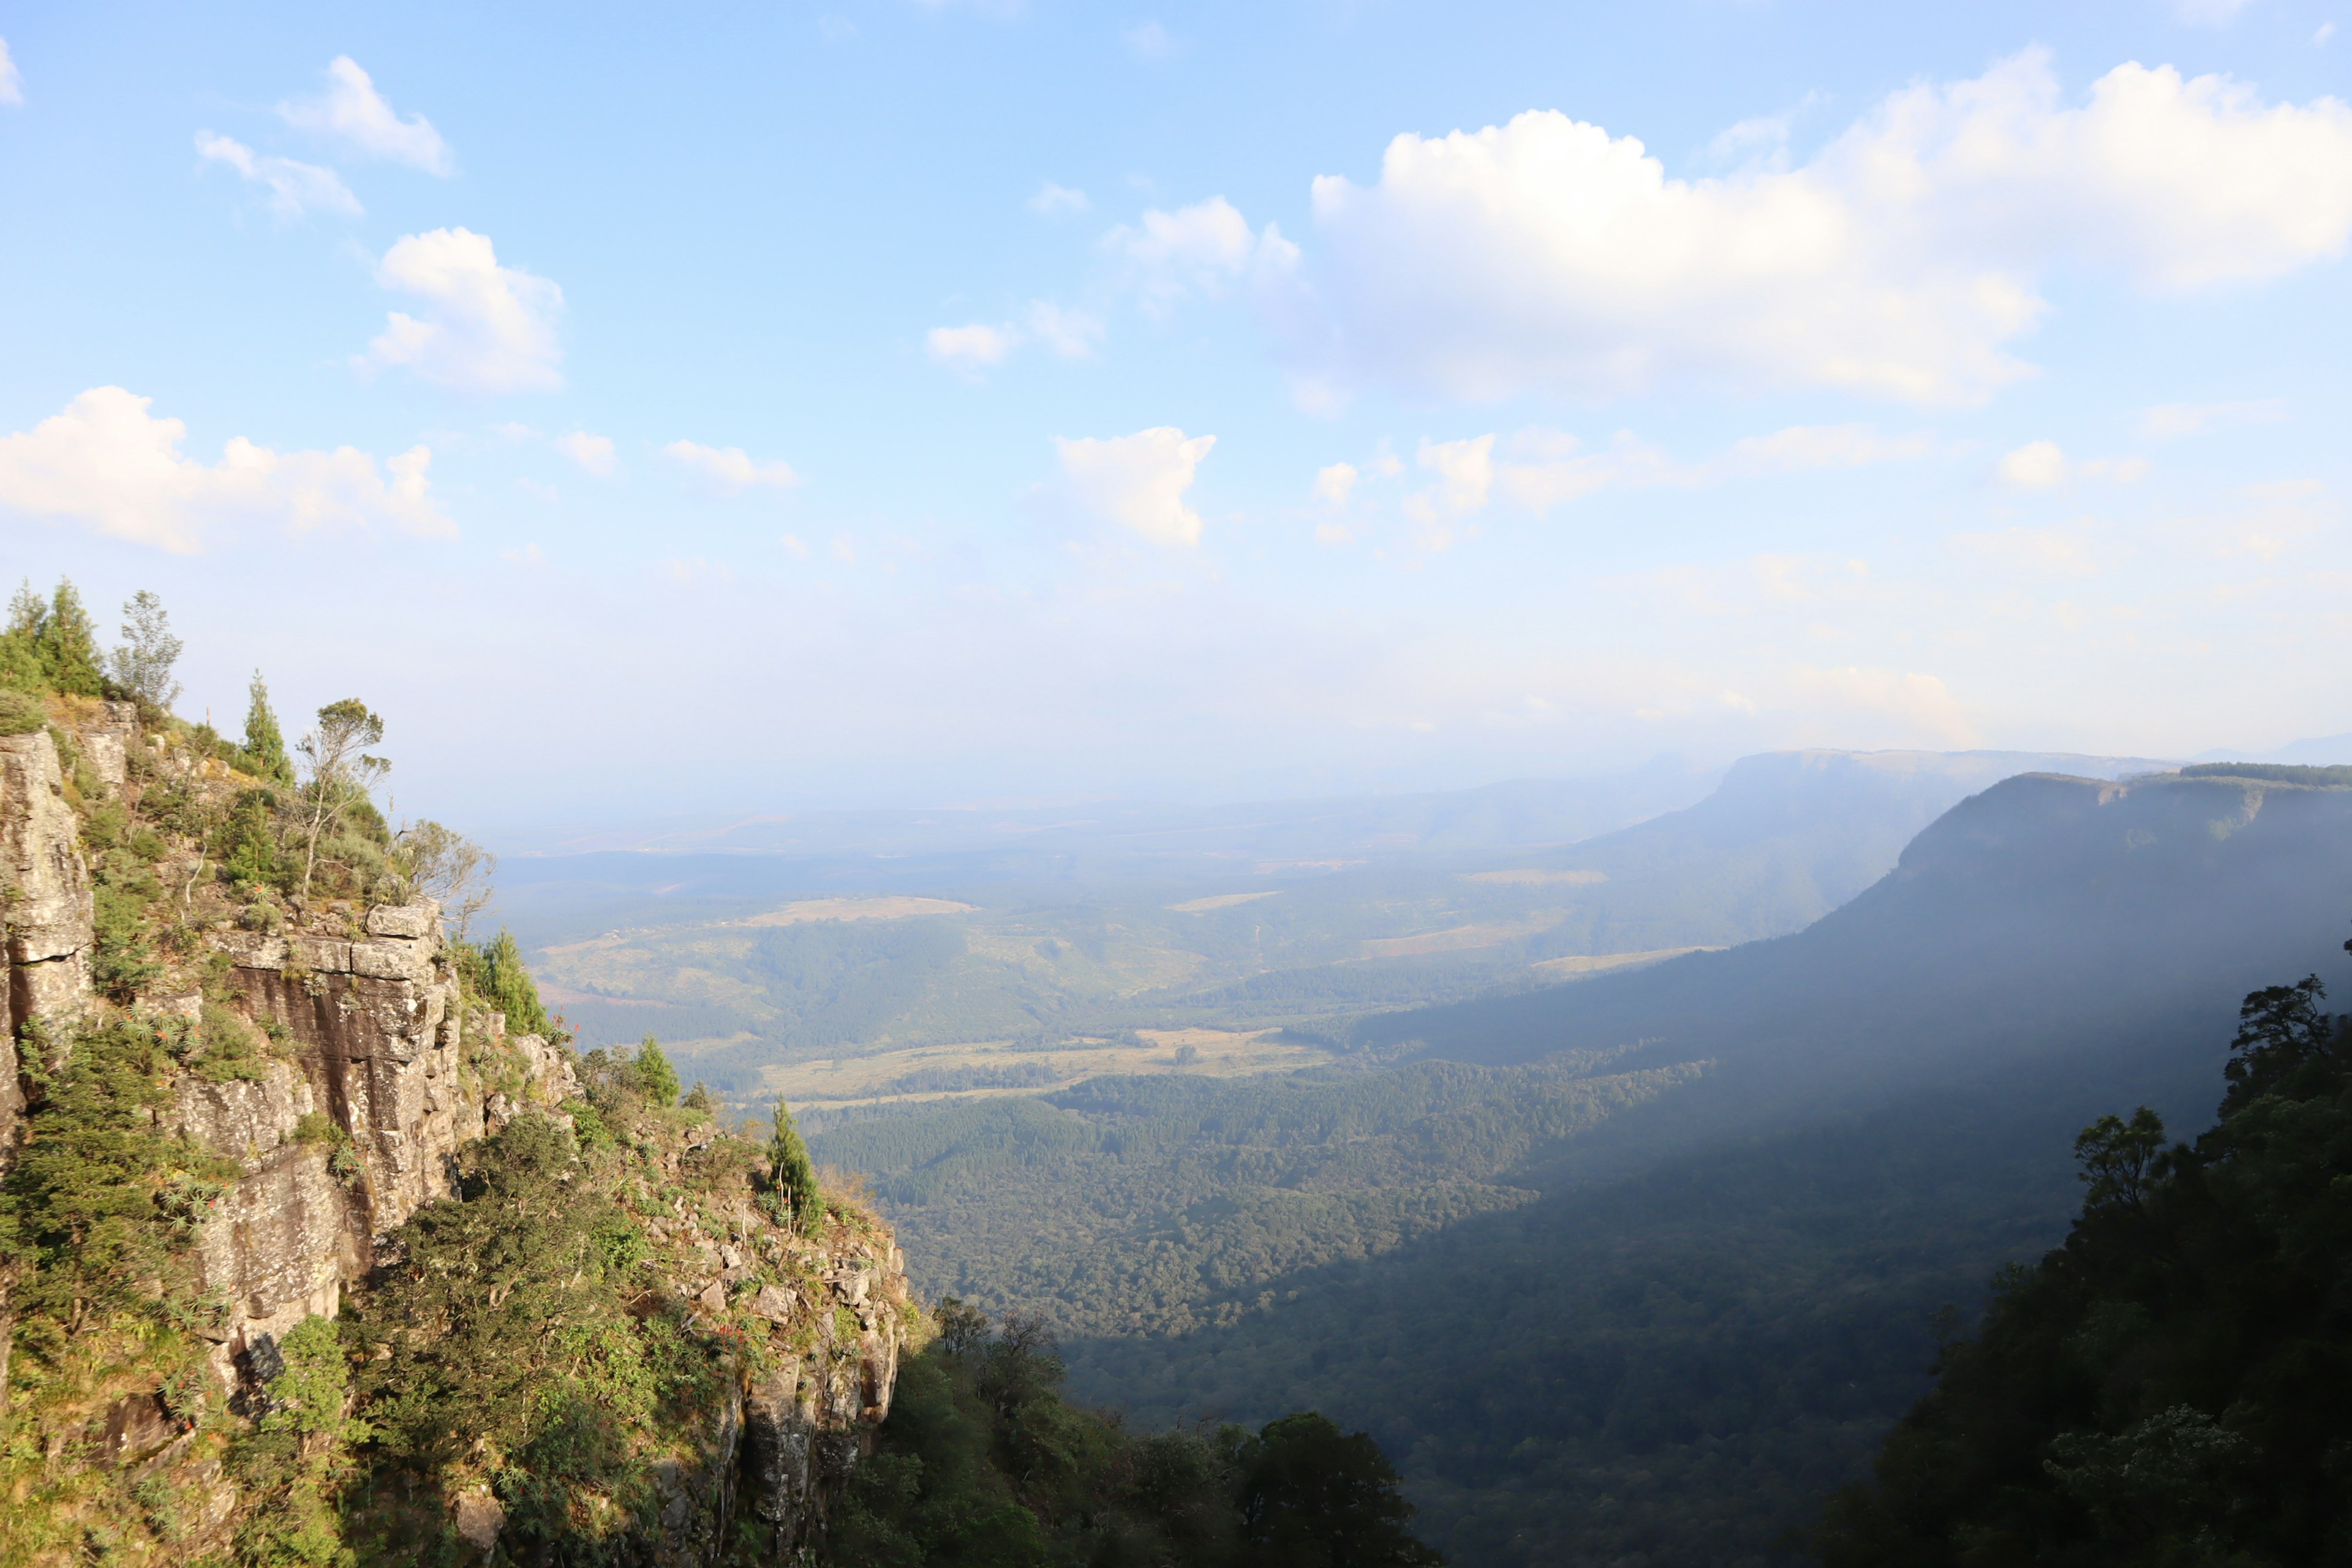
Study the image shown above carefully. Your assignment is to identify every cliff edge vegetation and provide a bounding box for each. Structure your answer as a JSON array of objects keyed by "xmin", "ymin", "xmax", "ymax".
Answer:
[{"xmin": 1815, "ymin": 940, "xmax": 2352, "ymax": 1564}]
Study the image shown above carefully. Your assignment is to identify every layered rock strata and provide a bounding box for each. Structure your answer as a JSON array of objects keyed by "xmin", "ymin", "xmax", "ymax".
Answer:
[{"xmin": 0, "ymin": 703, "xmax": 911, "ymax": 1561}]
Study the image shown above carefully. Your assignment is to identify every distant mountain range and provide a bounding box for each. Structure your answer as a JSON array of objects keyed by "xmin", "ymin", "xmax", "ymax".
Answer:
[{"xmin": 960, "ymin": 764, "xmax": 2352, "ymax": 1564}]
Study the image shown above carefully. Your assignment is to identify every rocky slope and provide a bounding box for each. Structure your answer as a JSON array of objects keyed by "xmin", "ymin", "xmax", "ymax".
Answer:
[{"xmin": 0, "ymin": 700, "xmax": 910, "ymax": 1564}]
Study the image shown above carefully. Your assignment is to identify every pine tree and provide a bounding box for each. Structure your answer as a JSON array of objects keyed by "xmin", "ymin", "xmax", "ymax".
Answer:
[
  {"xmin": 478, "ymin": 930, "xmax": 552, "ymax": 1036},
  {"xmin": 38, "ymin": 579, "xmax": 106, "ymax": 696},
  {"xmin": 243, "ymin": 671, "xmax": 293, "ymax": 784},
  {"xmin": 769, "ymin": 1095, "xmax": 821, "ymax": 1232},
  {"xmin": 633, "ymin": 1035, "xmax": 680, "ymax": 1108},
  {"xmin": 0, "ymin": 580, "xmax": 47, "ymax": 691}
]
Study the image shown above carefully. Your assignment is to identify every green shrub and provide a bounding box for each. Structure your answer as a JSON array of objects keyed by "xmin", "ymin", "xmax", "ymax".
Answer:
[
  {"xmin": 0, "ymin": 687, "xmax": 43, "ymax": 736},
  {"xmin": 631, "ymin": 1035, "xmax": 680, "ymax": 1108}
]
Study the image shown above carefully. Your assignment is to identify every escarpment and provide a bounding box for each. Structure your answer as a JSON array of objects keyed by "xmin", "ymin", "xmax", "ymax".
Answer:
[{"xmin": 0, "ymin": 698, "xmax": 913, "ymax": 1565}]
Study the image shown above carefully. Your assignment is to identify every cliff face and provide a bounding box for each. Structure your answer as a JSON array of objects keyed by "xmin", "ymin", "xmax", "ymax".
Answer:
[{"xmin": 0, "ymin": 703, "xmax": 908, "ymax": 1565}]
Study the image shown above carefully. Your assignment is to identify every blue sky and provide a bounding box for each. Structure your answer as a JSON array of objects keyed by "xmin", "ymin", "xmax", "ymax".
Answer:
[{"xmin": 3, "ymin": 1, "xmax": 2350, "ymax": 832}]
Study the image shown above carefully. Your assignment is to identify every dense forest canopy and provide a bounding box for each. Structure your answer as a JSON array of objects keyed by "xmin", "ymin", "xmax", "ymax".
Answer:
[{"xmin": 1815, "ymin": 956, "xmax": 2352, "ymax": 1564}]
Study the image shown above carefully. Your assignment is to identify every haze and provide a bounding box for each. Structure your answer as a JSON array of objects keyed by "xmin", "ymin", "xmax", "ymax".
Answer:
[{"xmin": 4, "ymin": 2, "xmax": 2351, "ymax": 831}]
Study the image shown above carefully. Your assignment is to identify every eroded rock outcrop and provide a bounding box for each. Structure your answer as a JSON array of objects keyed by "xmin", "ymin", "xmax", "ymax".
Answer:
[
  {"xmin": 0, "ymin": 701, "xmax": 913, "ymax": 1563},
  {"xmin": 0, "ymin": 728, "xmax": 92, "ymax": 1071}
]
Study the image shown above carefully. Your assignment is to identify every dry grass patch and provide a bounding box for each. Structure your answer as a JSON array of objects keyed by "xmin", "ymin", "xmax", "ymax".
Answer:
[
  {"xmin": 1166, "ymin": 891, "xmax": 1281, "ymax": 913},
  {"xmin": 733, "ymin": 895, "xmax": 975, "ymax": 927},
  {"xmin": 1460, "ymin": 868, "xmax": 1608, "ymax": 886},
  {"xmin": 1531, "ymin": 946, "xmax": 1716, "ymax": 980}
]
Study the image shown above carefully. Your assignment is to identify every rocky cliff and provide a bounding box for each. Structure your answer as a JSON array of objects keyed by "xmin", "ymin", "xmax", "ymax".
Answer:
[{"xmin": 0, "ymin": 700, "xmax": 910, "ymax": 1565}]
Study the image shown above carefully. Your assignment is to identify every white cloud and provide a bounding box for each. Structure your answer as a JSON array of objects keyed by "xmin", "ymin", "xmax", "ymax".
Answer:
[
  {"xmin": 0, "ymin": 38, "xmax": 22, "ymax": 107},
  {"xmin": 1313, "ymin": 462, "xmax": 1359, "ymax": 507},
  {"xmin": 500, "ymin": 543, "xmax": 548, "ymax": 568},
  {"xmin": 2138, "ymin": 398, "xmax": 2288, "ymax": 437},
  {"xmin": 929, "ymin": 304, "xmax": 1104, "ymax": 372},
  {"xmin": 1124, "ymin": 21, "xmax": 1173, "ymax": 58},
  {"xmin": 1106, "ymin": 197, "xmax": 1278, "ymax": 312},
  {"xmin": 831, "ymin": 533, "xmax": 858, "ymax": 565},
  {"xmin": 556, "ymin": 431, "xmax": 616, "ymax": 476},
  {"xmin": 1279, "ymin": 51, "xmax": 2352, "ymax": 405},
  {"xmin": 1996, "ymin": 440, "xmax": 2147, "ymax": 486},
  {"xmin": 780, "ymin": 533, "xmax": 811, "ymax": 560},
  {"xmin": 1056, "ymin": 426, "xmax": 1215, "ymax": 546},
  {"xmin": 1715, "ymin": 423, "xmax": 1934, "ymax": 475},
  {"xmin": 1025, "ymin": 301, "xmax": 1104, "ymax": 357},
  {"xmin": 360, "ymin": 228, "xmax": 563, "ymax": 393},
  {"xmin": 663, "ymin": 440, "xmax": 800, "ymax": 494},
  {"xmin": 1999, "ymin": 440, "xmax": 2071, "ymax": 488},
  {"xmin": 1029, "ymin": 181, "xmax": 1090, "ymax": 216},
  {"xmin": 1789, "ymin": 666, "xmax": 1975, "ymax": 745},
  {"xmin": 0, "ymin": 386, "xmax": 453, "ymax": 552},
  {"xmin": 928, "ymin": 322, "xmax": 1019, "ymax": 369},
  {"xmin": 2320, "ymin": 22, "xmax": 2339, "ymax": 45},
  {"xmin": 1325, "ymin": 422, "xmax": 1934, "ymax": 533},
  {"xmin": 194, "ymin": 131, "xmax": 361, "ymax": 217},
  {"xmin": 279, "ymin": 56, "xmax": 452, "ymax": 173}
]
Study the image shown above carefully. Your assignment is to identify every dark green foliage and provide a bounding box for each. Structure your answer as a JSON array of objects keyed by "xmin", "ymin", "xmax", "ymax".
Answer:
[
  {"xmin": 1814, "ymin": 966, "xmax": 2352, "ymax": 1565},
  {"xmin": 242, "ymin": 669, "xmax": 294, "ymax": 784},
  {"xmin": 631, "ymin": 1033, "xmax": 680, "ymax": 1107},
  {"xmin": 0, "ymin": 685, "xmax": 43, "ymax": 736},
  {"xmin": 216, "ymin": 786, "xmax": 286, "ymax": 890},
  {"xmin": 769, "ymin": 1095, "xmax": 821, "ymax": 1231},
  {"xmin": 1, "ymin": 578, "xmax": 109, "ymax": 696},
  {"xmin": 89, "ymin": 847, "xmax": 162, "ymax": 1002},
  {"xmin": 809, "ymin": 1058, "xmax": 1678, "ymax": 1338},
  {"xmin": 2, "ymin": 1019, "xmax": 233, "ymax": 1345},
  {"xmin": 351, "ymin": 1114, "xmax": 720, "ymax": 1556},
  {"xmin": 739, "ymin": 916, "xmax": 967, "ymax": 1050},
  {"xmin": 231, "ymin": 1315, "xmax": 369, "ymax": 1567},
  {"xmin": 829, "ymin": 1304, "xmax": 1439, "ymax": 1567},
  {"xmin": 2176, "ymin": 761, "xmax": 2352, "ymax": 786},
  {"xmin": 1231, "ymin": 1413, "xmax": 1442, "ymax": 1568},
  {"xmin": 465, "ymin": 928, "xmax": 554, "ymax": 1036}
]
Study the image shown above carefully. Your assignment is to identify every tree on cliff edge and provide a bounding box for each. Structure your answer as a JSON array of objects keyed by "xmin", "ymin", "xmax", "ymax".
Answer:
[
  {"xmin": 771, "ymin": 1095, "xmax": 821, "ymax": 1232},
  {"xmin": 293, "ymin": 698, "xmax": 388, "ymax": 905}
]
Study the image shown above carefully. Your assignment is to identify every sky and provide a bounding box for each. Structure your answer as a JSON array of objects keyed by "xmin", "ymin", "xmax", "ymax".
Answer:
[{"xmin": 2, "ymin": 0, "xmax": 2351, "ymax": 834}]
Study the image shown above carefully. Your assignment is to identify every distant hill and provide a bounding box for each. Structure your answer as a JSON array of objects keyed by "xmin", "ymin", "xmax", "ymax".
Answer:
[
  {"xmin": 2196, "ymin": 730, "xmax": 2352, "ymax": 766},
  {"xmin": 1047, "ymin": 768, "xmax": 2352, "ymax": 1564},
  {"xmin": 1450, "ymin": 747, "xmax": 2181, "ymax": 960}
]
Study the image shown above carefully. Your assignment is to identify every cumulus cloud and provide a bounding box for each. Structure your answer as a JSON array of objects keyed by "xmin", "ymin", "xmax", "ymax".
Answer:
[
  {"xmin": 1056, "ymin": 426, "xmax": 1216, "ymax": 546},
  {"xmin": 1276, "ymin": 50, "xmax": 2352, "ymax": 405},
  {"xmin": 279, "ymin": 56, "xmax": 452, "ymax": 173},
  {"xmin": 1025, "ymin": 301, "xmax": 1105, "ymax": 357},
  {"xmin": 927, "ymin": 304, "xmax": 1104, "ymax": 374},
  {"xmin": 1320, "ymin": 422, "xmax": 1936, "ymax": 545},
  {"xmin": 556, "ymin": 431, "xmax": 616, "ymax": 476},
  {"xmin": 360, "ymin": 228, "xmax": 563, "ymax": 393},
  {"xmin": 0, "ymin": 386, "xmax": 453, "ymax": 552},
  {"xmin": 927, "ymin": 323, "xmax": 1019, "ymax": 370},
  {"xmin": 0, "ymin": 38, "xmax": 22, "ymax": 107},
  {"xmin": 1029, "ymin": 181, "xmax": 1090, "ymax": 215},
  {"xmin": 1999, "ymin": 440, "xmax": 2071, "ymax": 488},
  {"xmin": 194, "ymin": 132, "xmax": 361, "ymax": 217},
  {"xmin": 2138, "ymin": 398, "xmax": 2288, "ymax": 437},
  {"xmin": 1996, "ymin": 440, "xmax": 2147, "ymax": 486},
  {"xmin": 1401, "ymin": 437, "xmax": 1494, "ymax": 549},
  {"xmin": 1106, "ymin": 197, "xmax": 1281, "ymax": 312},
  {"xmin": 663, "ymin": 440, "xmax": 800, "ymax": 494}
]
